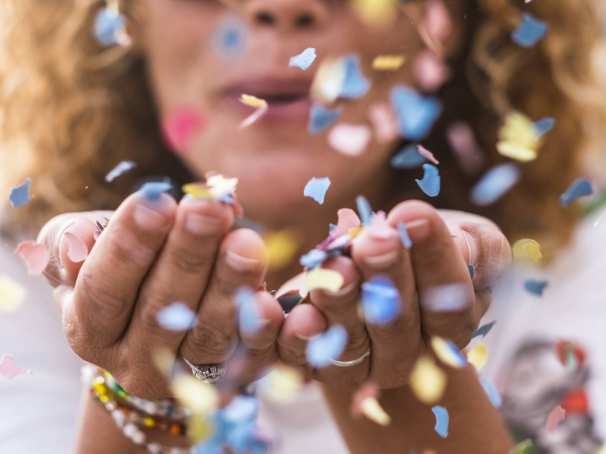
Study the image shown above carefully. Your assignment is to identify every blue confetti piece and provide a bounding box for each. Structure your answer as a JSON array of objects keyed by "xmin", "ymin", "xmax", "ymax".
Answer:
[
  {"xmin": 139, "ymin": 181, "xmax": 172, "ymax": 201},
  {"xmin": 236, "ymin": 288, "xmax": 263, "ymax": 335},
  {"xmin": 289, "ymin": 48, "xmax": 317, "ymax": 71},
  {"xmin": 362, "ymin": 276, "xmax": 401, "ymax": 325},
  {"xmin": 397, "ymin": 223, "xmax": 413, "ymax": 249},
  {"xmin": 512, "ymin": 14, "xmax": 548, "ymax": 48},
  {"xmin": 306, "ymin": 325, "xmax": 348, "ymax": 368},
  {"xmin": 480, "ymin": 376, "xmax": 502, "ymax": 408},
  {"xmin": 471, "ymin": 164, "xmax": 520, "ymax": 206},
  {"xmin": 213, "ymin": 17, "xmax": 247, "ymax": 57},
  {"xmin": 355, "ymin": 195, "xmax": 373, "ymax": 225},
  {"xmin": 308, "ymin": 104, "xmax": 341, "ymax": 134},
  {"xmin": 223, "ymin": 396, "xmax": 258, "ymax": 423},
  {"xmin": 339, "ymin": 54, "xmax": 370, "ymax": 99},
  {"xmin": 93, "ymin": 7, "xmax": 125, "ymax": 46},
  {"xmin": 105, "ymin": 160, "xmax": 136, "ymax": 183},
  {"xmin": 468, "ymin": 264, "xmax": 476, "ymax": 279},
  {"xmin": 300, "ymin": 249, "xmax": 328, "ymax": 269},
  {"xmin": 416, "ymin": 163, "xmax": 441, "ymax": 198},
  {"xmin": 443, "ymin": 340, "xmax": 467, "ymax": 368},
  {"xmin": 391, "ymin": 85, "xmax": 442, "ymax": 141},
  {"xmin": 524, "ymin": 279, "xmax": 549, "ymax": 296},
  {"xmin": 534, "ymin": 117, "xmax": 555, "ymax": 137},
  {"xmin": 472, "ymin": 320, "xmax": 496, "ymax": 339},
  {"xmin": 304, "ymin": 177, "xmax": 331, "ymax": 205},
  {"xmin": 432, "ymin": 406, "xmax": 449, "ymax": 438},
  {"xmin": 390, "ymin": 144, "xmax": 426, "ymax": 169},
  {"xmin": 560, "ymin": 178, "xmax": 594, "ymax": 207},
  {"xmin": 157, "ymin": 302, "xmax": 196, "ymax": 331},
  {"xmin": 9, "ymin": 178, "xmax": 31, "ymax": 208}
]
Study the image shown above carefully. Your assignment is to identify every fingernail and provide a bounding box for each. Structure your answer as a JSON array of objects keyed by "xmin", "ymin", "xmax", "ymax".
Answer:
[
  {"xmin": 404, "ymin": 219, "xmax": 430, "ymax": 242},
  {"xmin": 225, "ymin": 251, "xmax": 261, "ymax": 273},
  {"xmin": 134, "ymin": 200, "xmax": 170, "ymax": 231},
  {"xmin": 364, "ymin": 250, "xmax": 399, "ymax": 268},
  {"xmin": 295, "ymin": 333, "xmax": 313, "ymax": 341},
  {"xmin": 327, "ymin": 281, "xmax": 358, "ymax": 297}
]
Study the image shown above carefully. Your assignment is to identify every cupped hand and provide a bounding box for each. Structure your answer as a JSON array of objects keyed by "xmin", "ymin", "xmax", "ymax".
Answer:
[{"xmin": 276, "ymin": 200, "xmax": 511, "ymax": 390}]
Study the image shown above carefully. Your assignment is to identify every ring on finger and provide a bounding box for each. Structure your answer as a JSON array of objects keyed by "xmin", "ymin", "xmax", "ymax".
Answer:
[
  {"xmin": 183, "ymin": 359, "xmax": 226, "ymax": 384},
  {"xmin": 329, "ymin": 350, "xmax": 370, "ymax": 368}
]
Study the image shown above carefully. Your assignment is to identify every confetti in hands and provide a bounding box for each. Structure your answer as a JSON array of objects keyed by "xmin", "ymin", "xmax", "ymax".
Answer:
[{"xmin": 306, "ymin": 324, "xmax": 348, "ymax": 368}]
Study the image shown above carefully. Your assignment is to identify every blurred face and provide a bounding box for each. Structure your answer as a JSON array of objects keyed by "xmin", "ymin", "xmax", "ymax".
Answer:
[{"xmin": 138, "ymin": 0, "xmax": 457, "ymax": 229}]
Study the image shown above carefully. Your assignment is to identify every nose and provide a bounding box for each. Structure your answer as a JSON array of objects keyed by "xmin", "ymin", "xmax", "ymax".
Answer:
[{"xmin": 242, "ymin": 0, "xmax": 329, "ymax": 31}]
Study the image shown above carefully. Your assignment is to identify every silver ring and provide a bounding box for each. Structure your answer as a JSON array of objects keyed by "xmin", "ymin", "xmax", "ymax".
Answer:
[
  {"xmin": 329, "ymin": 350, "xmax": 370, "ymax": 368},
  {"xmin": 183, "ymin": 359, "xmax": 226, "ymax": 384}
]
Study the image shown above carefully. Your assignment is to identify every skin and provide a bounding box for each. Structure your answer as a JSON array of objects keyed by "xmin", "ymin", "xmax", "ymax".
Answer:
[{"xmin": 38, "ymin": 0, "xmax": 512, "ymax": 452}]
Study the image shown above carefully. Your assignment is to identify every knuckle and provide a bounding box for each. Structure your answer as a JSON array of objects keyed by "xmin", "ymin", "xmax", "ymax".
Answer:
[
  {"xmin": 76, "ymin": 270, "xmax": 127, "ymax": 323},
  {"xmin": 170, "ymin": 246, "xmax": 212, "ymax": 275},
  {"xmin": 277, "ymin": 341, "xmax": 307, "ymax": 366},
  {"xmin": 183, "ymin": 322, "xmax": 234, "ymax": 360},
  {"xmin": 109, "ymin": 225, "xmax": 158, "ymax": 268}
]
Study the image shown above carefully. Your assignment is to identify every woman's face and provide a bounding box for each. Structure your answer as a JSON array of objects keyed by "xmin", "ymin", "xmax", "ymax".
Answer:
[{"xmin": 139, "ymin": 0, "xmax": 452, "ymax": 228}]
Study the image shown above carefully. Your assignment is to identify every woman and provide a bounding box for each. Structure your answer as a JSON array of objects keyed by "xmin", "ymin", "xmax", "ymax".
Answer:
[{"xmin": 1, "ymin": 0, "xmax": 605, "ymax": 453}]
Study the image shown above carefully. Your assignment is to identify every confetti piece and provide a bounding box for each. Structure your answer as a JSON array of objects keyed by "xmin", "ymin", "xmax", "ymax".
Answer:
[
  {"xmin": 546, "ymin": 405, "xmax": 566, "ymax": 431},
  {"xmin": 560, "ymin": 178, "xmax": 594, "ymax": 207},
  {"xmin": 157, "ymin": 302, "xmax": 197, "ymax": 331},
  {"xmin": 524, "ymin": 279, "xmax": 548, "ymax": 296},
  {"xmin": 236, "ymin": 288, "xmax": 263, "ymax": 335},
  {"xmin": 416, "ymin": 163, "xmax": 441, "ymax": 198},
  {"xmin": 305, "ymin": 268, "xmax": 344, "ymax": 293},
  {"xmin": 431, "ymin": 337, "xmax": 466, "ymax": 368},
  {"xmin": 397, "ymin": 223, "xmax": 413, "ymax": 249},
  {"xmin": 424, "ymin": 0, "xmax": 453, "ymax": 46},
  {"xmin": 162, "ymin": 108, "xmax": 205, "ymax": 153},
  {"xmin": 446, "ymin": 122, "xmax": 484, "ymax": 174},
  {"xmin": 264, "ymin": 231, "xmax": 299, "ymax": 269},
  {"xmin": 139, "ymin": 181, "xmax": 172, "ymax": 201},
  {"xmin": 534, "ymin": 117, "xmax": 555, "ymax": 137},
  {"xmin": 206, "ymin": 174, "xmax": 239, "ymax": 201},
  {"xmin": 512, "ymin": 14, "xmax": 548, "ymax": 48},
  {"xmin": 497, "ymin": 112, "xmax": 541, "ymax": 162},
  {"xmin": 258, "ymin": 365, "xmax": 304, "ymax": 403},
  {"xmin": 311, "ymin": 58, "xmax": 347, "ymax": 103},
  {"xmin": 360, "ymin": 398, "xmax": 391, "ymax": 426},
  {"xmin": 306, "ymin": 324, "xmax": 348, "ymax": 368},
  {"xmin": 480, "ymin": 376, "xmax": 502, "ymax": 408},
  {"xmin": 0, "ymin": 354, "xmax": 30, "ymax": 380},
  {"xmin": 240, "ymin": 94, "xmax": 269, "ymax": 128},
  {"xmin": 0, "ymin": 275, "xmax": 26, "ymax": 313},
  {"xmin": 289, "ymin": 48, "xmax": 317, "ymax": 71},
  {"xmin": 328, "ymin": 124, "xmax": 371, "ymax": 156},
  {"xmin": 510, "ymin": 439, "xmax": 534, "ymax": 454},
  {"xmin": 470, "ymin": 164, "xmax": 520, "ymax": 206},
  {"xmin": 213, "ymin": 17, "xmax": 247, "ymax": 57},
  {"xmin": 300, "ymin": 249, "xmax": 328, "ymax": 269},
  {"xmin": 472, "ymin": 321, "xmax": 496, "ymax": 339},
  {"xmin": 372, "ymin": 54, "xmax": 405, "ymax": 71},
  {"xmin": 368, "ymin": 103, "xmax": 399, "ymax": 143},
  {"xmin": 417, "ymin": 145, "xmax": 440, "ymax": 165},
  {"xmin": 15, "ymin": 241, "xmax": 50, "ymax": 275},
  {"xmin": 172, "ymin": 375, "xmax": 219, "ymax": 414},
  {"xmin": 391, "ymin": 85, "xmax": 442, "ymax": 141},
  {"xmin": 105, "ymin": 160, "xmax": 136, "ymax": 183},
  {"xmin": 423, "ymin": 284, "xmax": 470, "ymax": 312},
  {"xmin": 356, "ymin": 195, "xmax": 373, "ymax": 225},
  {"xmin": 390, "ymin": 144, "xmax": 426, "ymax": 169},
  {"xmin": 9, "ymin": 178, "xmax": 31, "ymax": 208},
  {"xmin": 304, "ymin": 177, "xmax": 331, "ymax": 205},
  {"xmin": 513, "ymin": 238, "xmax": 543, "ymax": 263},
  {"xmin": 467, "ymin": 342, "xmax": 488, "ymax": 371},
  {"xmin": 432, "ymin": 406, "xmax": 449, "ymax": 438},
  {"xmin": 63, "ymin": 232, "xmax": 89, "ymax": 263},
  {"xmin": 351, "ymin": 0, "xmax": 398, "ymax": 27},
  {"xmin": 410, "ymin": 355, "xmax": 446, "ymax": 404},
  {"xmin": 308, "ymin": 103, "xmax": 342, "ymax": 134},
  {"xmin": 93, "ymin": 7, "xmax": 126, "ymax": 46},
  {"xmin": 340, "ymin": 54, "xmax": 371, "ymax": 99},
  {"xmin": 361, "ymin": 276, "xmax": 401, "ymax": 325},
  {"xmin": 413, "ymin": 51, "xmax": 450, "ymax": 92}
]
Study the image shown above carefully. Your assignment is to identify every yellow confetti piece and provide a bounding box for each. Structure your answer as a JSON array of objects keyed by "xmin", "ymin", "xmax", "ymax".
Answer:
[
  {"xmin": 182, "ymin": 183, "xmax": 212, "ymax": 200},
  {"xmin": 240, "ymin": 94, "xmax": 268, "ymax": 109},
  {"xmin": 351, "ymin": 0, "xmax": 398, "ymax": 27},
  {"xmin": 0, "ymin": 275, "xmax": 25, "ymax": 313},
  {"xmin": 187, "ymin": 413, "xmax": 214, "ymax": 444},
  {"xmin": 466, "ymin": 342, "xmax": 488, "ymax": 371},
  {"xmin": 496, "ymin": 142, "xmax": 537, "ymax": 162},
  {"xmin": 264, "ymin": 231, "xmax": 299, "ymax": 270},
  {"xmin": 259, "ymin": 365, "xmax": 304, "ymax": 403},
  {"xmin": 305, "ymin": 268, "xmax": 344, "ymax": 293},
  {"xmin": 409, "ymin": 355, "xmax": 447, "ymax": 404},
  {"xmin": 360, "ymin": 397, "xmax": 391, "ymax": 426},
  {"xmin": 497, "ymin": 112, "xmax": 540, "ymax": 162},
  {"xmin": 513, "ymin": 238, "xmax": 543, "ymax": 264},
  {"xmin": 172, "ymin": 375, "xmax": 219, "ymax": 414},
  {"xmin": 431, "ymin": 337, "xmax": 465, "ymax": 369},
  {"xmin": 372, "ymin": 54, "xmax": 405, "ymax": 71},
  {"xmin": 509, "ymin": 439, "xmax": 534, "ymax": 454}
]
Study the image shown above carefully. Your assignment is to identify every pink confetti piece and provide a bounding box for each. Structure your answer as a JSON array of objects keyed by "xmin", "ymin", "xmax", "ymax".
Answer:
[
  {"xmin": 368, "ymin": 103, "xmax": 399, "ymax": 143},
  {"xmin": 417, "ymin": 145, "xmax": 440, "ymax": 165},
  {"xmin": 446, "ymin": 122, "xmax": 484, "ymax": 174},
  {"xmin": 162, "ymin": 108, "xmax": 205, "ymax": 153},
  {"xmin": 63, "ymin": 232, "xmax": 89, "ymax": 263},
  {"xmin": 328, "ymin": 123, "xmax": 371, "ymax": 156},
  {"xmin": 240, "ymin": 105, "xmax": 268, "ymax": 128},
  {"xmin": 546, "ymin": 405, "xmax": 566, "ymax": 431},
  {"xmin": 424, "ymin": 0, "xmax": 453, "ymax": 45},
  {"xmin": 0, "ymin": 354, "xmax": 31, "ymax": 379},
  {"xmin": 15, "ymin": 240, "xmax": 50, "ymax": 275},
  {"xmin": 413, "ymin": 51, "xmax": 450, "ymax": 92}
]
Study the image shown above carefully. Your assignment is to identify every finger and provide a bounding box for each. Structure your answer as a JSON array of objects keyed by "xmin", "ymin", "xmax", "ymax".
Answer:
[
  {"xmin": 179, "ymin": 228, "xmax": 267, "ymax": 365},
  {"xmin": 351, "ymin": 215, "xmax": 422, "ymax": 388},
  {"xmin": 388, "ymin": 201, "xmax": 476, "ymax": 348},
  {"xmin": 127, "ymin": 196, "xmax": 234, "ymax": 349},
  {"xmin": 70, "ymin": 192, "xmax": 176, "ymax": 348}
]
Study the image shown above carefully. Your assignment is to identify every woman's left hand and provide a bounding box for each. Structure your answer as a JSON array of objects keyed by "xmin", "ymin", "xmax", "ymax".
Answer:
[{"xmin": 276, "ymin": 200, "xmax": 512, "ymax": 389}]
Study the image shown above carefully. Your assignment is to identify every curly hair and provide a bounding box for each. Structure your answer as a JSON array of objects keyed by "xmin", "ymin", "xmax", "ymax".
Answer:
[{"xmin": 1, "ymin": 0, "xmax": 605, "ymax": 258}]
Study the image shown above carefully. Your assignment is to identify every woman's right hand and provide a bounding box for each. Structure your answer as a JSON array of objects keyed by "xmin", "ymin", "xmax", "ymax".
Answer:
[{"xmin": 38, "ymin": 191, "xmax": 284, "ymax": 399}]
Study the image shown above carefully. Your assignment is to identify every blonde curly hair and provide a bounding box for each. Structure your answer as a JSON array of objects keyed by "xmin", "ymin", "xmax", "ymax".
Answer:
[{"xmin": 1, "ymin": 0, "xmax": 605, "ymax": 258}]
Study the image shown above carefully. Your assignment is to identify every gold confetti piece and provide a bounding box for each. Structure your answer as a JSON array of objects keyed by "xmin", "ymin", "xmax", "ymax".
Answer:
[
  {"xmin": 187, "ymin": 413, "xmax": 214, "ymax": 444},
  {"xmin": 496, "ymin": 142, "xmax": 537, "ymax": 162},
  {"xmin": 172, "ymin": 375, "xmax": 219, "ymax": 414},
  {"xmin": 431, "ymin": 337, "xmax": 465, "ymax": 369},
  {"xmin": 351, "ymin": 0, "xmax": 398, "ymax": 27},
  {"xmin": 497, "ymin": 112, "xmax": 540, "ymax": 162},
  {"xmin": 264, "ymin": 230, "xmax": 299, "ymax": 270},
  {"xmin": 372, "ymin": 54, "xmax": 405, "ymax": 71},
  {"xmin": 0, "ymin": 275, "xmax": 25, "ymax": 313},
  {"xmin": 240, "ymin": 94, "xmax": 268, "ymax": 109},
  {"xmin": 409, "ymin": 355, "xmax": 447, "ymax": 404},
  {"xmin": 259, "ymin": 365, "xmax": 304, "ymax": 403},
  {"xmin": 183, "ymin": 182, "xmax": 212, "ymax": 199},
  {"xmin": 466, "ymin": 342, "xmax": 488, "ymax": 371},
  {"xmin": 360, "ymin": 397, "xmax": 391, "ymax": 426},
  {"xmin": 305, "ymin": 268, "xmax": 344, "ymax": 293},
  {"xmin": 513, "ymin": 238, "xmax": 543, "ymax": 264}
]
